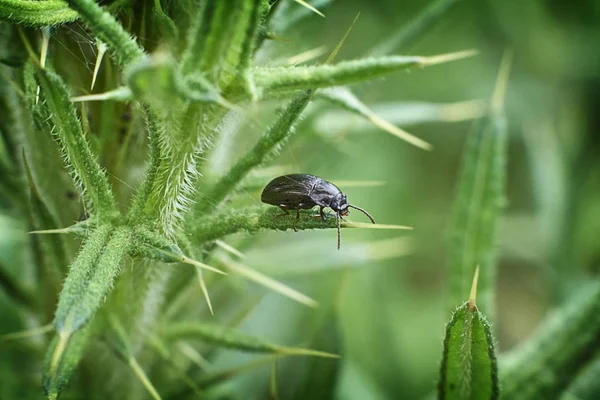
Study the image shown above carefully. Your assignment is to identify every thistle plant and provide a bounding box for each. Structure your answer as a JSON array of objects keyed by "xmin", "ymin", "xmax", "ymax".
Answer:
[{"xmin": 1, "ymin": 0, "xmax": 598, "ymax": 399}]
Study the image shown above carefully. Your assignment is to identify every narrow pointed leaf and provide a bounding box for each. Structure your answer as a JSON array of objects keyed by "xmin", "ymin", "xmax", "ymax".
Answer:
[
  {"xmin": 180, "ymin": 0, "xmax": 250, "ymax": 81},
  {"xmin": 162, "ymin": 322, "xmax": 338, "ymax": 358},
  {"xmin": 0, "ymin": 0, "xmax": 78, "ymax": 26},
  {"xmin": 43, "ymin": 325, "xmax": 92, "ymax": 400},
  {"xmin": 54, "ymin": 226, "xmax": 130, "ymax": 333},
  {"xmin": 501, "ymin": 282, "xmax": 600, "ymax": 399},
  {"xmin": 251, "ymin": 50, "xmax": 476, "ymax": 95},
  {"xmin": 37, "ymin": 69, "xmax": 118, "ymax": 218},
  {"xmin": 438, "ymin": 302, "xmax": 499, "ymax": 400},
  {"xmin": 191, "ymin": 206, "xmax": 407, "ymax": 243},
  {"xmin": 447, "ymin": 57, "xmax": 509, "ymax": 316}
]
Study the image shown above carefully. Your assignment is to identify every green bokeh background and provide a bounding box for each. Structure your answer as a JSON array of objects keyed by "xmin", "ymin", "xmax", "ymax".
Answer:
[{"xmin": 1, "ymin": 1, "xmax": 600, "ymax": 399}]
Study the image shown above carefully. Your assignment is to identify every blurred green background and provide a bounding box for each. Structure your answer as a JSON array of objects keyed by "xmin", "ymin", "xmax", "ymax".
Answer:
[
  {"xmin": 224, "ymin": 1, "xmax": 600, "ymax": 398},
  {"xmin": 1, "ymin": 0, "xmax": 600, "ymax": 399}
]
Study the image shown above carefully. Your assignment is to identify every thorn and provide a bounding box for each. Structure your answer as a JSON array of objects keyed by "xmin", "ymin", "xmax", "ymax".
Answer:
[
  {"xmin": 324, "ymin": 13, "xmax": 360, "ymax": 64},
  {"xmin": 366, "ymin": 107, "xmax": 432, "ymax": 150},
  {"xmin": 468, "ymin": 265, "xmax": 480, "ymax": 310},
  {"xmin": 195, "ymin": 268, "xmax": 214, "ymax": 316},
  {"xmin": 294, "ymin": 0, "xmax": 325, "ymax": 18},
  {"xmin": 420, "ymin": 49, "xmax": 478, "ymax": 67},
  {"xmin": 35, "ymin": 28, "xmax": 50, "ymax": 105},
  {"xmin": 71, "ymin": 87, "xmax": 133, "ymax": 102},
  {"xmin": 215, "ymin": 239, "xmax": 245, "ymax": 259},
  {"xmin": 285, "ymin": 46, "xmax": 327, "ymax": 65},
  {"xmin": 0, "ymin": 323, "xmax": 53, "ymax": 342},
  {"xmin": 491, "ymin": 49, "xmax": 513, "ymax": 114},
  {"xmin": 181, "ymin": 255, "xmax": 227, "ymax": 275},
  {"xmin": 29, "ymin": 227, "xmax": 78, "ymax": 235},
  {"xmin": 341, "ymin": 221, "xmax": 413, "ymax": 230},
  {"xmin": 91, "ymin": 40, "xmax": 108, "ymax": 91},
  {"xmin": 221, "ymin": 257, "xmax": 318, "ymax": 308}
]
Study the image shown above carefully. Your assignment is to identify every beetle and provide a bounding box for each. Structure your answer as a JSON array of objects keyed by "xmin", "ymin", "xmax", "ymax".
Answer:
[{"xmin": 261, "ymin": 174, "xmax": 375, "ymax": 249}]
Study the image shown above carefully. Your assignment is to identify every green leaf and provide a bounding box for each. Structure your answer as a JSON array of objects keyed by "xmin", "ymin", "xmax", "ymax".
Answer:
[
  {"xmin": 501, "ymin": 282, "xmax": 600, "ymax": 399},
  {"xmin": 43, "ymin": 324, "xmax": 92, "ymax": 400},
  {"xmin": 126, "ymin": 107, "xmax": 163, "ymax": 220},
  {"xmin": 251, "ymin": 50, "xmax": 476, "ymax": 95},
  {"xmin": 37, "ymin": 69, "xmax": 118, "ymax": 219},
  {"xmin": 66, "ymin": 0, "xmax": 145, "ymax": 66},
  {"xmin": 0, "ymin": 0, "xmax": 78, "ymax": 26},
  {"xmin": 438, "ymin": 302, "xmax": 499, "ymax": 400},
  {"xmin": 371, "ymin": 0, "xmax": 463, "ymax": 55},
  {"xmin": 162, "ymin": 322, "xmax": 339, "ymax": 358},
  {"xmin": 152, "ymin": 1, "xmax": 178, "ymax": 45},
  {"xmin": 190, "ymin": 206, "xmax": 409, "ymax": 244},
  {"xmin": 447, "ymin": 55, "xmax": 510, "ymax": 316},
  {"xmin": 180, "ymin": 0, "xmax": 250, "ymax": 81},
  {"xmin": 54, "ymin": 226, "xmax": 130, "ymax": 334},
  {"xmin": 562, "ymin": 356, "xmax": 600, "ymax": 400}
]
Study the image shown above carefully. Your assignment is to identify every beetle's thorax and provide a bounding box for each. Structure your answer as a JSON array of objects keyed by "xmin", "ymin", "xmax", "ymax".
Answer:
[
  {"xmin": 330, "ymin": 193, "xmax": 349, "ymax": 215},
  {"xmin": 310, "ymin": 179, "xmax": 343, "ymax": 207}
]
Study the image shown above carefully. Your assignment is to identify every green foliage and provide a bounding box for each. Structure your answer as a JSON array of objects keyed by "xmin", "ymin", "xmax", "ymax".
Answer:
[
  {"xmin": 43, "ymin": 325, "xmax": 92, "ymax": 400},
  {"xmin": 0, "ymin": 0, "xmax": 78, "ymax": 27},
  {"xmin": 0, "ymin": 0, "xmax": 598, "ymax": 399},
  {"xmin": 36, "ymin": 69, "xmax": 118, "ymax": 219},
  {"xmin": 447, "ymin": 57, "xmax": 509, "ymax": 317},
  {"xmin": 251, "ymin": 51, "xmax": 475, "ymax": 96},
  {"xmin": 501, "ymin": 282, "xmax": 600, "ymax": 399},
  {"xmin": 163, "ymin": 321, "xmax": 339, "ymax": 357},
  {"xmin": 439, "ymin": 302, "xmax": 499, "ymax": 399}
]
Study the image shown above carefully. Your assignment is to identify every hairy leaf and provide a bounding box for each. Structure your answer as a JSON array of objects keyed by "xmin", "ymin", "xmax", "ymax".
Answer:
[
  {"xmin": 162, "ymin": 322, "xmax": 338, "ymax": 358},
  {"xmin": 37, "ymin": 69, "xmax": 118, "ymax": 219},
  {"xmin": 501, "ymin": 282, "xmax": 600, "ymax": 399},
  {"xmin": 54, "ymin": 226, "xmax": 129, "ymax": 333},
  {"xmin": 43, "ymin": 324, "xmax": 92, "ymax": 400},
  {"xmin": 0, "ymin": 0, "xmax": 78, "ymax": 26},
  {"xmin": 251, "ymin": 50, "xmax": 475, "ymax": 95},
  {"xmin": 438, "ymin": 302, "xmax": 499, "ymax": 400}
]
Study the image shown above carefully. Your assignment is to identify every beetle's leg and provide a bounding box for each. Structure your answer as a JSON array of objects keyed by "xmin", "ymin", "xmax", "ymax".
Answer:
[
  {"xmin": 291, "ymin": 209, "xmax": 300, "ymax": 232},
  {"xmin": 274, "ymin": 206, "xmax": 290, "ymax": 219},
  {"xmin": 320, "ymin": 206, "xmax": 326, "ymax": 222}
]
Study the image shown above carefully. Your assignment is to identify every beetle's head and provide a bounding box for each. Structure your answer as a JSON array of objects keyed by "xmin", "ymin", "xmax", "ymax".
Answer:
[{"xmin": 332, "ymin": 193, "xmax": 349, "ymax": 216}]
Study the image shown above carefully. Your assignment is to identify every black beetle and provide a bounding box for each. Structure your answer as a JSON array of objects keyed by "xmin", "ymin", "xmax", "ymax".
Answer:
[{"xmin": 261, "ymin": 174, "xmax": 375, "ymax": 249}]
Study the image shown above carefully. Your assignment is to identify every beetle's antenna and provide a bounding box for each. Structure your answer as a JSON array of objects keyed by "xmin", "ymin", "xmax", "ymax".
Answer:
[
  {"xmin": 348, "ymin": 205, "xmax": 376, "ymax": 224},
  {"xmin": 337, "ymin": 213, "xmax": 341, "ymax": 250}
]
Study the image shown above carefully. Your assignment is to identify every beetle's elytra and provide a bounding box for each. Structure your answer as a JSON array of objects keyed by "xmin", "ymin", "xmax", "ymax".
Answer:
[{"xmin": 261, "ymin": 174, "xmax": 375, "ymax": 249}]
